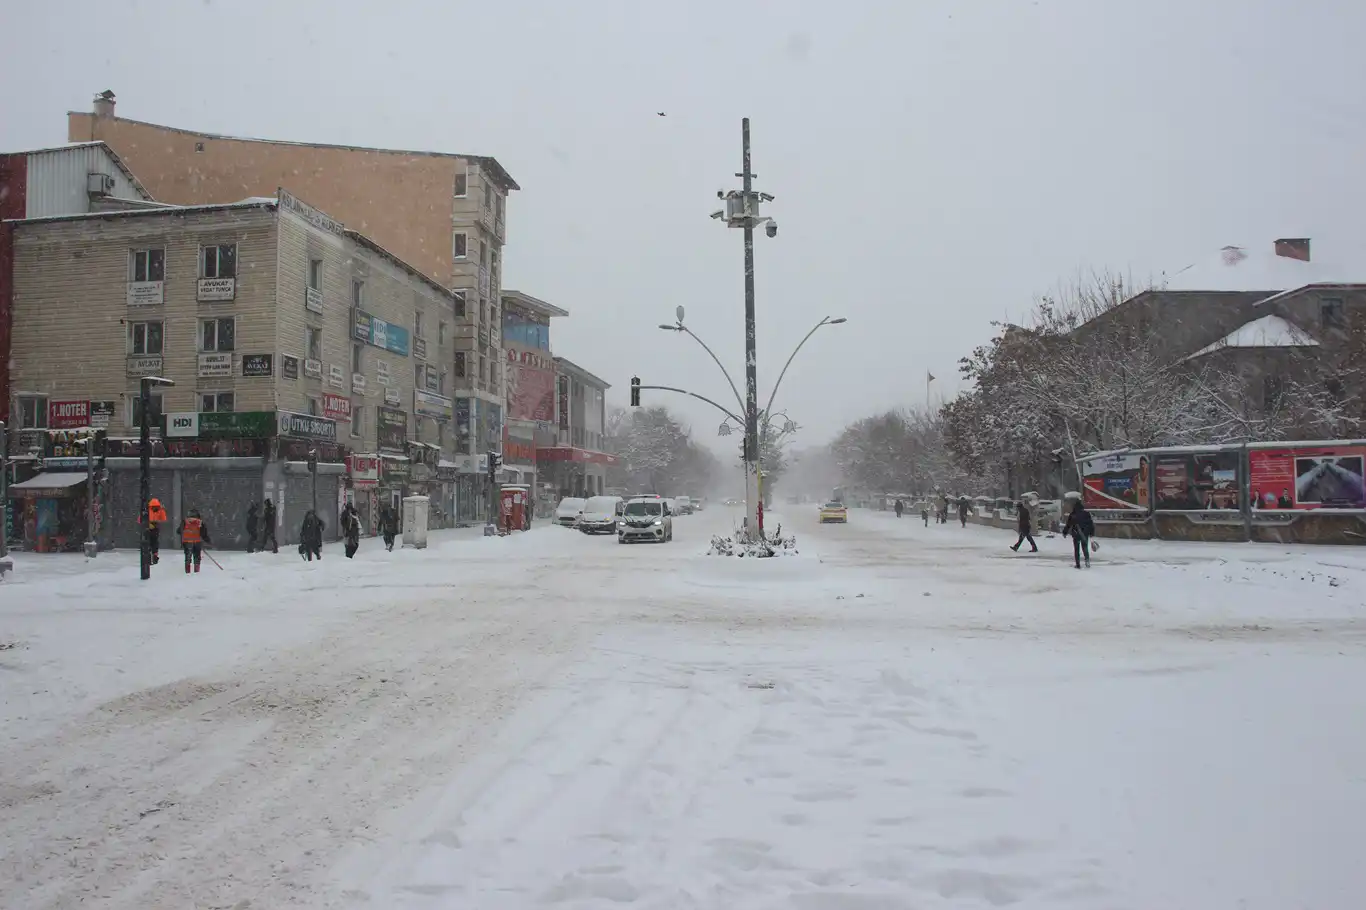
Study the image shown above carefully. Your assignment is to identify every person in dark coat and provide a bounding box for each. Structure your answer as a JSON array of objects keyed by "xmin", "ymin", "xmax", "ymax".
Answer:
[
  {"xmin": 1010, "ymin": 499, "xmax": 1038, "ymax": 553},
  {"xmin": 177, "ymin": 508, "xmax": 211, "ymax": 573},
  {"xmin": 958, "ymin": 496, "xmax": 969, "ymax": 528},
  {"xmin": 894, "ymin": 498, "xmax": 904, "ymax": 519},
  {"xmin": 299, "ymin": 510, "xmax": 324, "ymax": 561},
  {"xmin": 921, "ymin": 502, "xmax": 930, "ymax": 526},
  {"xmin": 1062, "ymin": 500, "xmax": 1096, "ymax": 569},
  {"xmin": 261, "ymin": 499, "xmax": 278, "ymax": 553},
  {"xmin": 380, "ymin": 504, "xmax": 398, "ymax": 552},
  {"xmin": 245, "ymin": 502, "xmax": 259, "ymax": 554},
  {"xmin": 342, "ymin": 503, "xmax": 361, "ymax": 559}
]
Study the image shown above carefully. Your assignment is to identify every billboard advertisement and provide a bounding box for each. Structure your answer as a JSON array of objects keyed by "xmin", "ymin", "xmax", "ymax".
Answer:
[
  {"xmin": 1249, "ymin": 445, "xmax": 1366, "ymax": 510},
  {"xmin": 1080, "ymin": 452, "xmax": 1150, "ymax": 512},
  {"xmin": 1153, "ymin": 450, "xmax": 1240, "ymax": 510},
  {"xmin": 505, "ymin": 344, "xmax": 556, "ymax": 422}
]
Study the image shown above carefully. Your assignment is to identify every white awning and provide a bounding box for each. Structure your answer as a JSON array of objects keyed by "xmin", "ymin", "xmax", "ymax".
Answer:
[{"xmin": 8, "ymin": 472, "xmax": 89, "ymax": 495}]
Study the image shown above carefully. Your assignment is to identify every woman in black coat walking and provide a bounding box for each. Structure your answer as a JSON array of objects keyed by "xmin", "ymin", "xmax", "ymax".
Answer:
[
  {"xmin": 341, "ymin": 503, "xmax": 361, "ymax": 558},
  {"xmin": 1062, "ymin": 500, "xmax": 1096, "ymax": 569},
  {"xmin": 1010, "ymin": 500, "xmax": 1038, "ymax": 553}
]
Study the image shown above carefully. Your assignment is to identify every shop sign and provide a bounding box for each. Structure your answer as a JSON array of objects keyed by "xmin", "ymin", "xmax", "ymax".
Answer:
[
  {"xmin": 411, "ymin": 463, "xmax": 433, "ymax": 483},
  {"xmin": 322, "ymin": 393, "xmax": 352, "ymax": 422},
  {"xmin": 278, "ymin": 439, "xmax": 345, "ymax": 463},
  {"xmin": 166, "ymin": 412, "xmax": 200, "ymax": 438},
  {"xmin": 48, "ymin": 400, "xmax": 91, "ymax": 430},
  {"xmin": 282, "ymin": 355, "xmax": 300, "ymax": 380},
  {"xmin": 376, "ymin": 360, "xmax": 391, "ymax": 385},
  {"xmin": 304, "ymin": 358, "xmax": 323, "ymax": 379},
  {"xmin": 199, "ymin": 410, "xmax": 275, "ymax": 438},
  {"xmin": 277, "ymin": 410, "xmax": 337, "ymax": 442},
  {"xmin": 503, "ymin": 436, "xmax": 536, "ymax": 465},
  {"xmin": 242, "ymin": 354, "xmax": 273, "ymax": 378},
  {"xmin": 44, "ymin": 456, "xmax": 90, "ymax": 470},
  {"xmin": 197, "ymin": 352, "xmax": 232, "ymax": 377},
  {"xmin": 328, "ymin": 364, "xmax": 345, "ymax": 388},
  {"xmin": 127, "ymin": 355, "xmax": 164, "ymax": 377},
  {"xmin": 414, "ymin": 389, "xmax": 453, "ymax": 419},
  {"xmin": 352, "ymin": 373, "xmax": 368, "ymax": 394},
  {"xmin": 376, "ymin": 406, "xmax": 408, "ymax": 453},
  {"xmin": 354, "ymin": 309, "xmax": 411, "ymax": 356},
  {"xmin": 105, "ymin": 437, "xmax": 267, "ymax": 458},
  {"xmin": 89, "ymin": 401, "xmax": 116, "ymax": 429},
  {"xmin": 413, "ymin": 337, "xmax": 427, "ymax": 360},
  {"xmin": 384, "ymin": 387, "xmax": 400, "ymax": 406},
  {"xmin": 197, "ymin": 278, "xmax": 236, "ymax": 302},
  {"xmin": 347, "ymin": 454, "xmax": 380, "ymax": 485},
  {"xmin": 382, "ymin": 458, "xmax": 411, "ymax": 481},
  {"xmin": 279, "ymin": 188, "xmax": 345, "ymax": 236},
  {"xmin": 127, "ymin": 281, "xmax": 164, "ymax": 306},
  {"xmin": 305, "ymin": 287, "xmax": 324, "ymax": 314}
]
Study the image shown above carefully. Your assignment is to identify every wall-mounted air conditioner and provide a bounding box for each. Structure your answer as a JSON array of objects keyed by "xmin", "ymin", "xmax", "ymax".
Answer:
[{"xmin": 87, "ymin": 172, "xmax": 115, "ymax": 196}]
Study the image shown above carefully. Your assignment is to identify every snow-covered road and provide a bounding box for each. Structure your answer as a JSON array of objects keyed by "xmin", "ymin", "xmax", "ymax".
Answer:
[{"xmin": 4, "ymin": 509, "xmax": 1366, "ymax": 908}]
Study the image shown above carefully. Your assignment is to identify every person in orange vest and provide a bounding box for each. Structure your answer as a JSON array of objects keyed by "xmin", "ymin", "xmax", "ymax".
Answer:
[
  {"xmin": 145, "ymin": 498, "xmax": 169, "ymax": 565},
  {"xmin": 177, "ymin": 508, "xmax": 212, "ymax": 574}
]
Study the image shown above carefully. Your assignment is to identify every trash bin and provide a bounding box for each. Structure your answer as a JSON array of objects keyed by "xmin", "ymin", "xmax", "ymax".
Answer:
[{"xmin": 401, "ymin": 495, "xmax": 430, "ymax": 549}]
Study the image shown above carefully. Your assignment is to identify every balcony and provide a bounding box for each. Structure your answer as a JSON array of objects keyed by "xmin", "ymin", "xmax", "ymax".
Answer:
[
  {"xmin": 478, "ymin": 265, "xmax": 490, "ymax": 297},
  {"xmin": 481, "ymin": 205, "xmax": 494, "ymax": 233},
  {"xmin": 478, "ymin": 326, "xmax": 489, "ymax": 347},
  {"xmin": 495, "ymin": 214, "xmax": 505, "ymax": 241}
]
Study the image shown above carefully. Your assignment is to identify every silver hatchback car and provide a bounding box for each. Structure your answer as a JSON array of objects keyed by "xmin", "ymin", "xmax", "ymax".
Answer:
[{"xmin": 617, "ymin": 497, "xmax": 674, "ymax": 543}]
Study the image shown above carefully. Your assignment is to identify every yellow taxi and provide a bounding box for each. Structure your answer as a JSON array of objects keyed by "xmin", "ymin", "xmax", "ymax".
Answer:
[{"xmin": 819, "ymin": 501, "xmax": 848, "ymax": 523}]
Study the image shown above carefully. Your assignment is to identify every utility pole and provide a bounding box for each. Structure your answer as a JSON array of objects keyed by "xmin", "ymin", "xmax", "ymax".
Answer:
[
  {"xmin": 139, "ymin": 375, "xmax": 173, "ymax": 581},
  {"xmin": 0, "ymin": 419, "xmax": 11, "ymax": 578},
  {"xmin": 84, "ymin": 431, "xmax": 97, "ymax": 558}
]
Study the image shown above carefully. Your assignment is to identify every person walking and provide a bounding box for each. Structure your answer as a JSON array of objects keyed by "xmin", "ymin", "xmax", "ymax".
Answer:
[
  {"xmin": 921, "ymin": 502, "xmax": 930, "ymax": 527},
  {"xmin": 261, "ymin": 499, "xmax": 278, "ymax": 553},
  {"xmin": 245, "ymin": 502, "xmax": 259, "ymax": 554},
  {"xmin": 1010, "ymin": 499, "xmax": 1038, "ymax": 553},
  {"xmin": 1062, "ymin": 499, "xmax": 1096, "ymax": 569},
  {"xmin": 342, "ymin": 502, "xmax": 361, "ymax": 559},
  {"xmin": 380, "ymin": 504, "xmax": 398, "ymax": 552},
  {"xmin": 144, "ymin": 497, "xmax": 168, "ymax": 565},
  {"xmin": 957, "ymin": 496, "xmax": 969, "ymax": 528},
  {"xmin": 894, "ymin": 498, "xmax": 904, "ymax": 519},
  {"xmin": 177, "ymin": 508, "xmax": 211, "ymax": 573},
  {"xmin": 299, "ymin": 509, "xmax": 324, "ymax": 562}
]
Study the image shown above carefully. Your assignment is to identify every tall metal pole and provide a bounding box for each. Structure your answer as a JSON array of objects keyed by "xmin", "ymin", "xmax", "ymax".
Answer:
[
  {"xmin": 84, "ymin": 433, "xmax": 96, "ymax": 558},
  {"xmin": 0, "ymin": 419, "xmax": 11, "ymax": 577},
  {"xmin": 741, "ymin": 118, "xmax": 761, "ymax": 539},
  {"xmin": 139, "ymin": 378, "xmax": 152, "ymax": 580}
]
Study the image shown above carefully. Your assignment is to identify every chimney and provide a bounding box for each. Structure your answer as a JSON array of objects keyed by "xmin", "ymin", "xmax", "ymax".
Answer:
[
  {"xmin": 92, "ymin": 90, "xmax": 116, "ymax": 119},
  {"xmin": 1275, "ymin": 238, "xmax": 1310, "ymax": 262}
]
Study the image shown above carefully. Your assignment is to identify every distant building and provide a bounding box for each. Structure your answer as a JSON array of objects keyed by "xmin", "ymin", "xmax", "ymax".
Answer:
[
  {"xmin": 542, "ymin": 357, "xmax": 613, "ymax": 499},
  {"xmin": 499, "ymin": 290, "xmax": 568, "ymax": 517}
]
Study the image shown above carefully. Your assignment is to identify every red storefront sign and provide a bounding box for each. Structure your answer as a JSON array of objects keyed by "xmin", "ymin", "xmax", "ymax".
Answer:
[
  {"xmin": 322, "ymin": 393, "xmax": 352, "ymax": 422},
  {"xmin": 536, "ymin": 446, "xmax": 617, "ymax": 465},
  {"xmin": 504, "ymin": 436, "xmax": 537, "ymax": 465},
  {"xmin": 347, "ymin": 454, "xmax": 380, "ymax": 486},
  {"xmin": 48, "ymin": 399, "xmax": 91, "ymax": 429},
  {"xmin": 506, "ymin": 345, "xmax": 556, "ymax": 422}
]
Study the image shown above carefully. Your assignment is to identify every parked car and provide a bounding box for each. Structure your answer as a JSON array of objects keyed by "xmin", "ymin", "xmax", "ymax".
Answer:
[
  {"xmin": 579, "ymin": 496, "xmax": 624, "ymax": 534},
  {"xmin": 618, "ymin": 497, "xmax": 674, "ymax": 544},
  {"xmin": 555, "ymin": 497, "xmax": 587, "ymax": 527},
  {"xmin": 688, "ymin": 495, "xmax": 705, "ymax": 512},
  {"xmin": 819, "ymin": 501, "xmax": 849, "ymax": 524}
]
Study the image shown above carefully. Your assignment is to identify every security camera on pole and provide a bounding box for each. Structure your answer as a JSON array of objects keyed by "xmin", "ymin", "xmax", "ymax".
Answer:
[{"xmin": 709, "ymin": 118, "xmax": 778, "ymax": 541}]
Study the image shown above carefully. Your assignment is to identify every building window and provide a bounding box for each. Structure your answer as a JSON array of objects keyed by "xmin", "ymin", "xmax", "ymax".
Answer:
[
  {"xmin": 16, "ymin": 395, "xmax": 47, "ymax": 429},
  {"xmin": 455, "ymin": 351, "xmax": 466, "ymax": 378},
  {"xmin": 1321, "ymin": 298, "xmax": 1345, "ymax": 329},
  {"xmin": 305, "ymin": 326, "xmax": 322, "ymax": 361},
  {"xmin": 415, "ymin": 361, "xmax": 425, "ymax": 389},
  {"xmin": 352, "ymin": 342, "xmax": 363, "ymax": 374},
  {"xmin": 352, "ymin": 278, "xmax": 364, "ymax": 309},
  {"xmin": 479, "ymin": 241, "xmax": 487, "ymax": 268},
  {"xmin": 200, "ymin": 391, "xmax": 235, "ymax": 412},
  {"xmin": 439, "ymin": 370, "xmax": 448, "ymax": 395},
  {"xmin": 454, "ymin": 290, "xmax": 467, "ymax": 320},
  {"xmin": 130, "ymin": 393, "xmax": 164, "ymax": 428},
  {"xmin": 453, "ymin": 232, "xmax": 467, "ymax": 260},
  {"xmin": 200, "ymin": 244, "xmax": 237, "ymax": 279},
  {"xmin": 483, "ymin": 183, "xmax": 493, "ymax": 212},
  {"xmin": 479, "ymin": 356, "xmax": 487, "ymax": 384},
  {"xmin": 496, "ymin": 194, "xmax": 505, "ymax": 223},
  {"xmin": 439, "ymin": 321, "xmax": 448, "ymax": 346},
  {"xmin": 351, "ymin": 404, "xmax": 364, "ymax": 437},
  {"xmin": 308, "ymin": 258, "xmax": 323, "ymax": 291},
  {"xmin": 307, "ymin": 395, "xmax": 321, "ymax": 416},
  {"xmin": 454, "ymin": 168, "xmax": 468, "ymax": 198},
  {"xmin": 415, "ymin": 310, "xmax": 425, "ymax": 340},
  {"xmin": 200, "ymin": 317, "xmax": 236, "ymax": 352},
  {"xmin": 128, "ymin": 320, "xmax": 164, "ymax": 355},
  {"xmin": 129, "ymin": 248, "xmax": 165, "ymax": 282}
]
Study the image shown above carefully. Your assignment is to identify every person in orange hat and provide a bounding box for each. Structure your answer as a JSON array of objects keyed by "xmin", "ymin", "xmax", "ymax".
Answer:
[{"xmin": 145, "ymin": 498, "xmax": 169, "ymax": 565}]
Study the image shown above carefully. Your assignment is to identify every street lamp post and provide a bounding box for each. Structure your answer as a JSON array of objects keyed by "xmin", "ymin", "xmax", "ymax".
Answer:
[
  {"xmin": 139, "ymin": 375, "xmax": 174, "ymax": 581},
  {"xmin": 0, "ymin": 419, "xmax": 10, "ymax": 578}
]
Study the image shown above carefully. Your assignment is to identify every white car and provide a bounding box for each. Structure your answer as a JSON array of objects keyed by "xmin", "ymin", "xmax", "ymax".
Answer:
[
  {"xmin": 618, "ymin": 497, "xmax": 674, "ymax": 544},
  {"xmin": 675, "ymin": 495, "xmax": 695, "ymax": 515},
  {"xmin": 555, "ymin": 497, "xmax": 587, "ymax": 527},
  {"xmin": 579, "ymin": 495, "xmax": 623, "ymax": 534}
]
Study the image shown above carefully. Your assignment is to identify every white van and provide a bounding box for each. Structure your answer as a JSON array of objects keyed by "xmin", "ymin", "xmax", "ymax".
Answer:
[
  {"xmin": 618, "ymin": 497, "xmax": 674, "ymax": 544},
  {"xmin": 555, "ymin": 497, "xmax": 587, "ymax": 527},
  {"xmin": 579, "ymin": 496, "xmax": 624, "ymax": 534}
]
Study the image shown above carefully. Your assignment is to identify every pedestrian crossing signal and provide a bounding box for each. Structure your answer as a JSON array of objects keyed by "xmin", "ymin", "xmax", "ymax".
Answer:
[{"xmin": 630, "ymin": 376, "xmax": 641, "ymax": 407}]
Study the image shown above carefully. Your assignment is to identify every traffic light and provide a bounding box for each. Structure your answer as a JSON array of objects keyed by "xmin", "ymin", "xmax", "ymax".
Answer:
[
  {"xmin": 488, "ymin": 450, "xmax": 502, "ymax": 481},
  {"xmin": 630, "ymin": 376, "xmax": 641, "ymax": 407},
  {"xmin": 307, "ymin": 448, "xmax": 319, "ymax": 473}
]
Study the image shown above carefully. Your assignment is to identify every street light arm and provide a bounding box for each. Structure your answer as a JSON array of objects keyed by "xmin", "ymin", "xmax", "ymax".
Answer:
[
  {"xmin": 675, "ymin": 325, "xmax": 746, "ymax": 414},
  {"xmin": 763, "ymin": 316, "xmax": 833, "ymax": 420},
  {"xmin": 636, "ymin": 384, "xmax": 744, "ymax": 425}
]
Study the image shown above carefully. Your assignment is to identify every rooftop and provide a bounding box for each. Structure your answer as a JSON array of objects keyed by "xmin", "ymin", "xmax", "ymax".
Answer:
[
  {"xmin": 1184, "ymin": 314, "xmax": 1320, "ymax": 361},
  {"xmin": 69, "ymin": 111, "xmax": 520, "ymax": 191},
  {"xmin": 502, "ymin": 289, "xmax": 570, "ymax": 319},
  {"xmin": 1162, "ymin": 245, "xmax": 1360, "ymax": 293},
  {"xmin": 554, "ymin": 356, "xmax": 611, "ymax": 390},
  {"xmin": 4, "ymin": 140, "xmax": 154, "ymax": 201}
]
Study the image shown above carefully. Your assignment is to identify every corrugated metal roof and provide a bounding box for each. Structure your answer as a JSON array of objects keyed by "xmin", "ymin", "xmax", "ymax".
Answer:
[{"xmin": 16, "ymin": 141, "xmax": 153, "ymax": 203}]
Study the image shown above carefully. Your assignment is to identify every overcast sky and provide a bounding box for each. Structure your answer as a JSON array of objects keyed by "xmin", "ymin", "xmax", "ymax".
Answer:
[{"xmin": 5, "ymin": 0, "xmax": 1365, "ymax": 451}]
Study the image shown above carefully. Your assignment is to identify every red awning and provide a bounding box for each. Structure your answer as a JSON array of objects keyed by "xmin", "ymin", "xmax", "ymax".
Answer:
[{"xmin": 535, "ymin": 446, "xmax": 617, "ymax": 466}]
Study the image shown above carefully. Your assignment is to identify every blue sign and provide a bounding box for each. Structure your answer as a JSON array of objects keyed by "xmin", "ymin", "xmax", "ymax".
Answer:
[{"xmin": 352, "ymin": 309, "xmax": 411, "ymax": 357}]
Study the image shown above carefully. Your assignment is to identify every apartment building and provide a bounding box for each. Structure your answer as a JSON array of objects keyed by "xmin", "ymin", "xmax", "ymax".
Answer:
[
  {"xmin": 68, "ymin": 91, "xmax": 516, "ymax": 476},
  {"xmin": 541, "ymin": 357, "xmax": 614, "ymax": 499},
  {"xmin": 5, "ymin": 190, "xmax": 456, "ymax": 549},
  {"xmin": 499, "ymin": 290, "xmax": 568, "ymax": 515}
]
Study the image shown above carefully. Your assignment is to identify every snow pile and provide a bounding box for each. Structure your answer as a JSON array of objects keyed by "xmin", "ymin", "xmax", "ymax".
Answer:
[
  {"xmin": 1186, "ymin": 313, "xmax": 1319, "ymax": 359},
  {"xmin": 707, "ymin": 527, "xmax": 799, "ymax": 558}
]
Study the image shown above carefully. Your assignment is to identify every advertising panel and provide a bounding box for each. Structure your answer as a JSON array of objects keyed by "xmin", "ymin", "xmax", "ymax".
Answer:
[
  {"xmin": 377, "ymin": 406, "xmax": 408, "ymax": 453},
  {"xmin": 1152, "ymin": 450, "xmax": 1240, "ymax": 510},
  {"xmin": 1079, "ymin": 452, "xmax": 1150, "ymax": 512},
  {"xmin": 322, "ymin": 393, "xmax": 352, "ymax": 422},
  {"xmin": 1249, "ymin": 445, "xmax": 1366, "ymax": 510},
  {"xmin": 48, "ymin": 400, "xmax": 90, "ymax": 430},
  {"xmin": 505, "ymin": 344, "xmax": 556, "ymax": 422}
]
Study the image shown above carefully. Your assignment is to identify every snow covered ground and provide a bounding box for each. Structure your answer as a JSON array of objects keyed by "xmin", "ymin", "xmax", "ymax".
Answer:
[{"xmin": 3, "ymin": 509, "xmax": 1366, "ymax": 908}]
